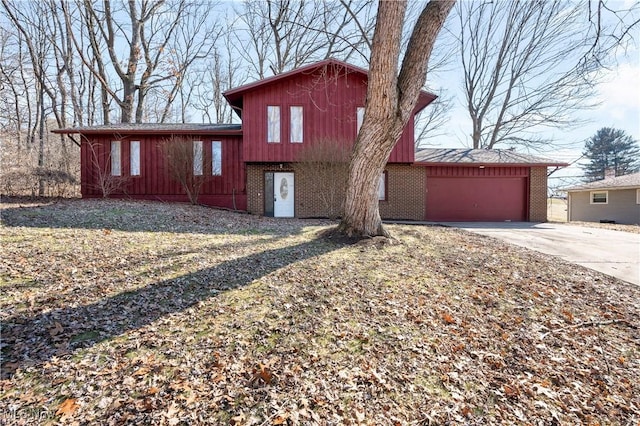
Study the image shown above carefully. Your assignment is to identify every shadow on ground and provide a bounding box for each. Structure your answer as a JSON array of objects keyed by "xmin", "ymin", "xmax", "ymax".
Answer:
[
  {"xmin": 1, "ymin": 234, "xmax": 345, "ymax": 379},
  {"xmin": 0, "ymin": 197, "xmax": 332, "ymax": 235}
]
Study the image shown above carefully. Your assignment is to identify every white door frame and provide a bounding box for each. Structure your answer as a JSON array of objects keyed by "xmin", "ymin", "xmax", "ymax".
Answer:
[{"xmin": 273, "ymin": 172, "xmax": 295, "ymax": 217}]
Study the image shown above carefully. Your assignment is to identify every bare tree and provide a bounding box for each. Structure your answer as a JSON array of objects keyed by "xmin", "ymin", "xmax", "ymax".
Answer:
[
  {"xmin": 294, "ymin": 139, "xmax": 352, "ymax": 219},
  {"xmin": 85, "ymin": 138, "xmax": 130, "ymax": 198},
  {"xmin": 457, "ymin": 0, "xmax": 623, "ymax": 150},
  {"xmin": 68, "ymin": 0, "xmax": 220, "ymax": 124},
  {"xmin": 161, "ymin": 136, "xmax": 206, "ymax": 204},
  {"xmin": 338, "ymin": 0, "xmax": 455, "ymax": 237},
  {"xmin": 233, "ymin": 0, "xmax": 376, "ymax": 79},
  {"xmin": 414, "ymin": 90, "xmax": 453, "ymax": 148}
]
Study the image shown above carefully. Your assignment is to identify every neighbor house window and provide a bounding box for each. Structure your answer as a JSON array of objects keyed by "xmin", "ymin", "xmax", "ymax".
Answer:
[
  {"xmin": 290, "ymin": 106, "xmax": 303, "ymax": 143},
  {"xmin": 212, "ymin": 141, "xmax": 222, "ymax": 176},
  {"xmin": 356, "ymin": 107, "xmax": 365, "ymax": 135},
  {"xmin": 193, "ymin": 140, "xmax": 203, "ymax": 176},
  {"xmin": 378, "ymin": 172, "xmax": 387, "ymax": 201},
  {"xmin": 267, "ymin": 106, "xmax": 280, "ymax": 143},
  {"xmin": 111, "ymin": 141, "xmax": 121, "ymax": 176},
  {"xmin": 590, "ymin": 191, "xmax": 608, "ymax": 204},
  {"xmin": 636, "ymin": 189, "xmax": 640, "ymax": 204},
  {"xmin": 130, "ymin": 141, "xmax": 141, "ymax": 176}
]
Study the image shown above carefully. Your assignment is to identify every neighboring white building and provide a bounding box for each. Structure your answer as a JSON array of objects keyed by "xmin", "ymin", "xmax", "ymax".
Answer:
[{"xmin": 564, "ymin": 172, "xmax": 640, "ymax": 225}]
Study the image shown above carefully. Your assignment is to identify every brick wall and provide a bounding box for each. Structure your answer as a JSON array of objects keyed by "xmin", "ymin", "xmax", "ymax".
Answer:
[
  {"xmin": 379, "ymin": 165, "xmax": 425, "ymax": 220},
  {"xmin": 529, "ymin": 166, "xmax": 548, "ymax": 222},
  {"xmin": 247, "ymin": 163, "xmax": 424, "ymax": 220}
]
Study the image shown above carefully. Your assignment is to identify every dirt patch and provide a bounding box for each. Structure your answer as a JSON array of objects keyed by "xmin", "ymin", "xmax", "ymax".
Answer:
[{"xmin": 1, "ymin": 199, "xmax": 638, "ymax": 425}]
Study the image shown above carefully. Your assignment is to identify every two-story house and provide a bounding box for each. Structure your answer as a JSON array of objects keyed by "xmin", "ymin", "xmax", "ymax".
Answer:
[{"xmin": 54, "ymin": 59, "xmax": 565, "ymax": 222}]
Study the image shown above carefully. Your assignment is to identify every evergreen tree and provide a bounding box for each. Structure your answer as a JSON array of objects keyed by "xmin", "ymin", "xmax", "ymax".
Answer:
[{"xmin": 582, "ymin": 127, "xmax": 640, "ymax": 182}]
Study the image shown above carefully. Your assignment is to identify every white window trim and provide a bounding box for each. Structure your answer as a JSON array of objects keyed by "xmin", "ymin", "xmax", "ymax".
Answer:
[
  {"xmin": 290, "ymin": 106, "xmax": 303, "ymax": 143},
  {"xmin": 378, "ymin": 172, "xmax": 387, "ymax": 201},
  {"xmin": 212, "ymin": 140, "xmax": 222, "ymax": 176},
  {"xmin": 590, "ymin": 190, "xmax": 608, "ymax": 205},
  {"xmin": 110, "ymin": 141, "xmax": 121, "ymax": 176},
  {"xmin": 267, "ymin": 105, "xmax": 280, "ymax": 143},
  {"xmin": 636, "ymin": 189, "xmax": 640, "ymax": 204},
  {"xmin": 193, "ymin": 140, "xmax": 203, "ymax": 176},
  {"xmin": 356, "ymin": 106, "xmax": 365, "ymax": 135},
  {"xmin": 130, "ymin": 141, "xmax": 141, "ymax": 176}
]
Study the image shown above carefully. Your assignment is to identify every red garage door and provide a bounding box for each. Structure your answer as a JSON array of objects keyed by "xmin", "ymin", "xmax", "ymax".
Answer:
[{"xmin": 426, "ymin": 174, "xmax": 528, "ymax": 222}]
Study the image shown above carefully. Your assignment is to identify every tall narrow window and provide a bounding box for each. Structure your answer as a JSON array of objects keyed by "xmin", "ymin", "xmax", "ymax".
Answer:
[
  {"xmin": 378, "ymin": 172, "xmax": 387, "ymax": 201},
  {"xmin": 193, "ymin": 140, "xmax": 203, "ymax": 176},
  {"xmin": 267, "ymin": 106, "xmax": 280, "ymax": 143},
  {"xmin": 212, "ymin": 141, "xmax": 222, "ymax": 176},
  {"xmin": 290, "ymin": 106, "xmax": 303, "ymax": 143},
  {"xmin": 111, "ymin": 141, "xmax": 121, "ymax": 176},
  {"xmin": 356, "ymin": 107, "xmax": 365, "ymax": 135},
  {"xmin": 130, "ymin": 141, "xmax": 141, "ymax": 176}
]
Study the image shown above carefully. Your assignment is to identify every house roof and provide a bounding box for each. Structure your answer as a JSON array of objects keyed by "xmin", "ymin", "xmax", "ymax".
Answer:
[
  {"xmin": 563, "ymin": 172, "xmax": 640, "ymax": 192},
  {"xmin": 415, "ymin": 148, "xmax": 567, "ymax": 167},
  {"xmin": 223, "ymin": 58, "xmax": 437, "ymax": 119},
  {"xmin": 52, "ymin": 123, "xmax": 242, "ymax": 136}
]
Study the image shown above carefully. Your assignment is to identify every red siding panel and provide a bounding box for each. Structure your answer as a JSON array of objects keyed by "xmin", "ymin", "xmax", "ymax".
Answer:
[
  {"xmin": 80, "ymin": 134, "xmax": 245, "ymax": 210},
  {"xmin": 241, "ymin": 65, "xmax": 415, "ymax": 163}
]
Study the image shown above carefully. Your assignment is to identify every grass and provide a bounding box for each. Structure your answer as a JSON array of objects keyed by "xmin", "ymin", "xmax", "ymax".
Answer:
[{"xmin": 0, "ymin": 198, "xmax": 638, "ymax": 425}]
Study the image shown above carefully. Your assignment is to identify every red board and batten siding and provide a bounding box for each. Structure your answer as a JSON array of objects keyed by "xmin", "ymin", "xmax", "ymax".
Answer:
[
  {"xmin": 239, "ymin": 66, "xmax": 416, "ymax": 163},
  {"xmin": 80, "ymin": 134, "xmax": 246, "ymax": 210},
  {"xmin": 425, "ymin": 166, "xmax": 529, "ymax": 222}
]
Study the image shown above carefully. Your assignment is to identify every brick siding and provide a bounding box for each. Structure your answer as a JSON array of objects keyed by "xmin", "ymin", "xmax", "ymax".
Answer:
[
  {"xmin": 379, "ymin": 165, "xmax": 425, "ymax": 220},
  {"xmin": 529, "ymin": 166, "xmax": 548, "ymax": 222},
  {"xmin": 246, "ymin": 163, "xmax": 424, "ymax": 220}
]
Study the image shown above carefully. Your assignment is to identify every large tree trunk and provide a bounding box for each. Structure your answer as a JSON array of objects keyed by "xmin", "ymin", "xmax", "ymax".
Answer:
[{"xmin": 338, "ymin": 0, "xmax": 454, "ymax": 238}]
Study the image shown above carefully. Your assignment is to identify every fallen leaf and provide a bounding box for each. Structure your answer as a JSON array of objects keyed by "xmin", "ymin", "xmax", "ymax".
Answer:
[
  {"xmin": 272, "ymin": 415, "xmax": 288, "ymax": 425},
  {"xmin": 442, "ymin": 312, "xmax": 456, "ymax": 324},
  {"xmin": 56, "ymin": 398, "xmax": 78, "ymax": 416},
  {"xmin": 504, "ymin": 384, "xmax": 519, "ymax": 398}
]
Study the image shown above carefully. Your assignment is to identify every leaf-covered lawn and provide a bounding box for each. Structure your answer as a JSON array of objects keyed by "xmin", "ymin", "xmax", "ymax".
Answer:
[{"xmin": 1, "ymin": 199, "xmax": 638, "ymax": 425}]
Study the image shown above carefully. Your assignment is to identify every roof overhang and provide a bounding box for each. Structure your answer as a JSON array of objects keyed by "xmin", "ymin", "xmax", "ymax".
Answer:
[
  {"xmin": 565, "ymin": 185, "xmax": 640, "ymax": 192},
  {"xmin": 223, "ymin": 58, "xmax": 437, "ymax": 119},
  {"xmin": 53, "ymin": 125, "xmax": 243, "ymax": 137},
  {"xmin": 415, "ymin": 161, "xmax": 568, "ymax": 167}
]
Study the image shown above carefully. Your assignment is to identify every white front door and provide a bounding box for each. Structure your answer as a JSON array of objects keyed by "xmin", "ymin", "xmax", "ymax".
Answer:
[{"xmin": 273, "ymin": 172, "xmax": 295, "ymax": 217}]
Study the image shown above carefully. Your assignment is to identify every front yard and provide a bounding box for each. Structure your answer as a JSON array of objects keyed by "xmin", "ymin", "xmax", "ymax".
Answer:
[{"xmin": 1, "ymin": 199, "xmax": 638, "ymax": 425}]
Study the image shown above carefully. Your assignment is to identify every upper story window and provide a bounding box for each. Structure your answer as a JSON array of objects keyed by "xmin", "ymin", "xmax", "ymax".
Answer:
[
  {"xmin": 193, "ymin": 140, "xmax": 203, "ymax": 176},
  {"xmin": 111, "ymin": 141, "xmax": 121, "ymax": 176},
  {"xmin": 130, "ymin": 141, "xmax": 141, "ymax": 176},
  {"xmin": 356, "ymin": 107, "xmax": 365, "ymax": 135},
  {"xmin": 267, "ymin": 106, "xmax": 280, "ymax": 143},
  {"xmin": 290, "ymin": 106, "xmax": 303, "ymax": 143},
  {"xmin": 590, "ymin": 191, "xmax": 607, "ymax": 204},
  {"xmin": 212, "ymin": 141, "xmax": 222, "ymax": 176}
]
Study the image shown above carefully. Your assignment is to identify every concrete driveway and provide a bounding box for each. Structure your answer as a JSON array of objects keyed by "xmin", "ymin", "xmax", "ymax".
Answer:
[{"xmin": 445, "ymin": 222, "xmax": 640, "ymax": 286}]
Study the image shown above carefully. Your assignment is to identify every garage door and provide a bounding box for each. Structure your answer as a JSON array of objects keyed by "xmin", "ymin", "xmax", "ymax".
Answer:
[{"xmin": 426, "ymin": 176, "xmax": 527, "ymax": 222}]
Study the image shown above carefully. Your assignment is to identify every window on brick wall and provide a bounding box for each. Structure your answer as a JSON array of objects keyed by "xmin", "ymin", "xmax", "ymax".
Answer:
[{"xmin": 378, "ymin": 172, "xmax": 387, "ymax": 201}]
